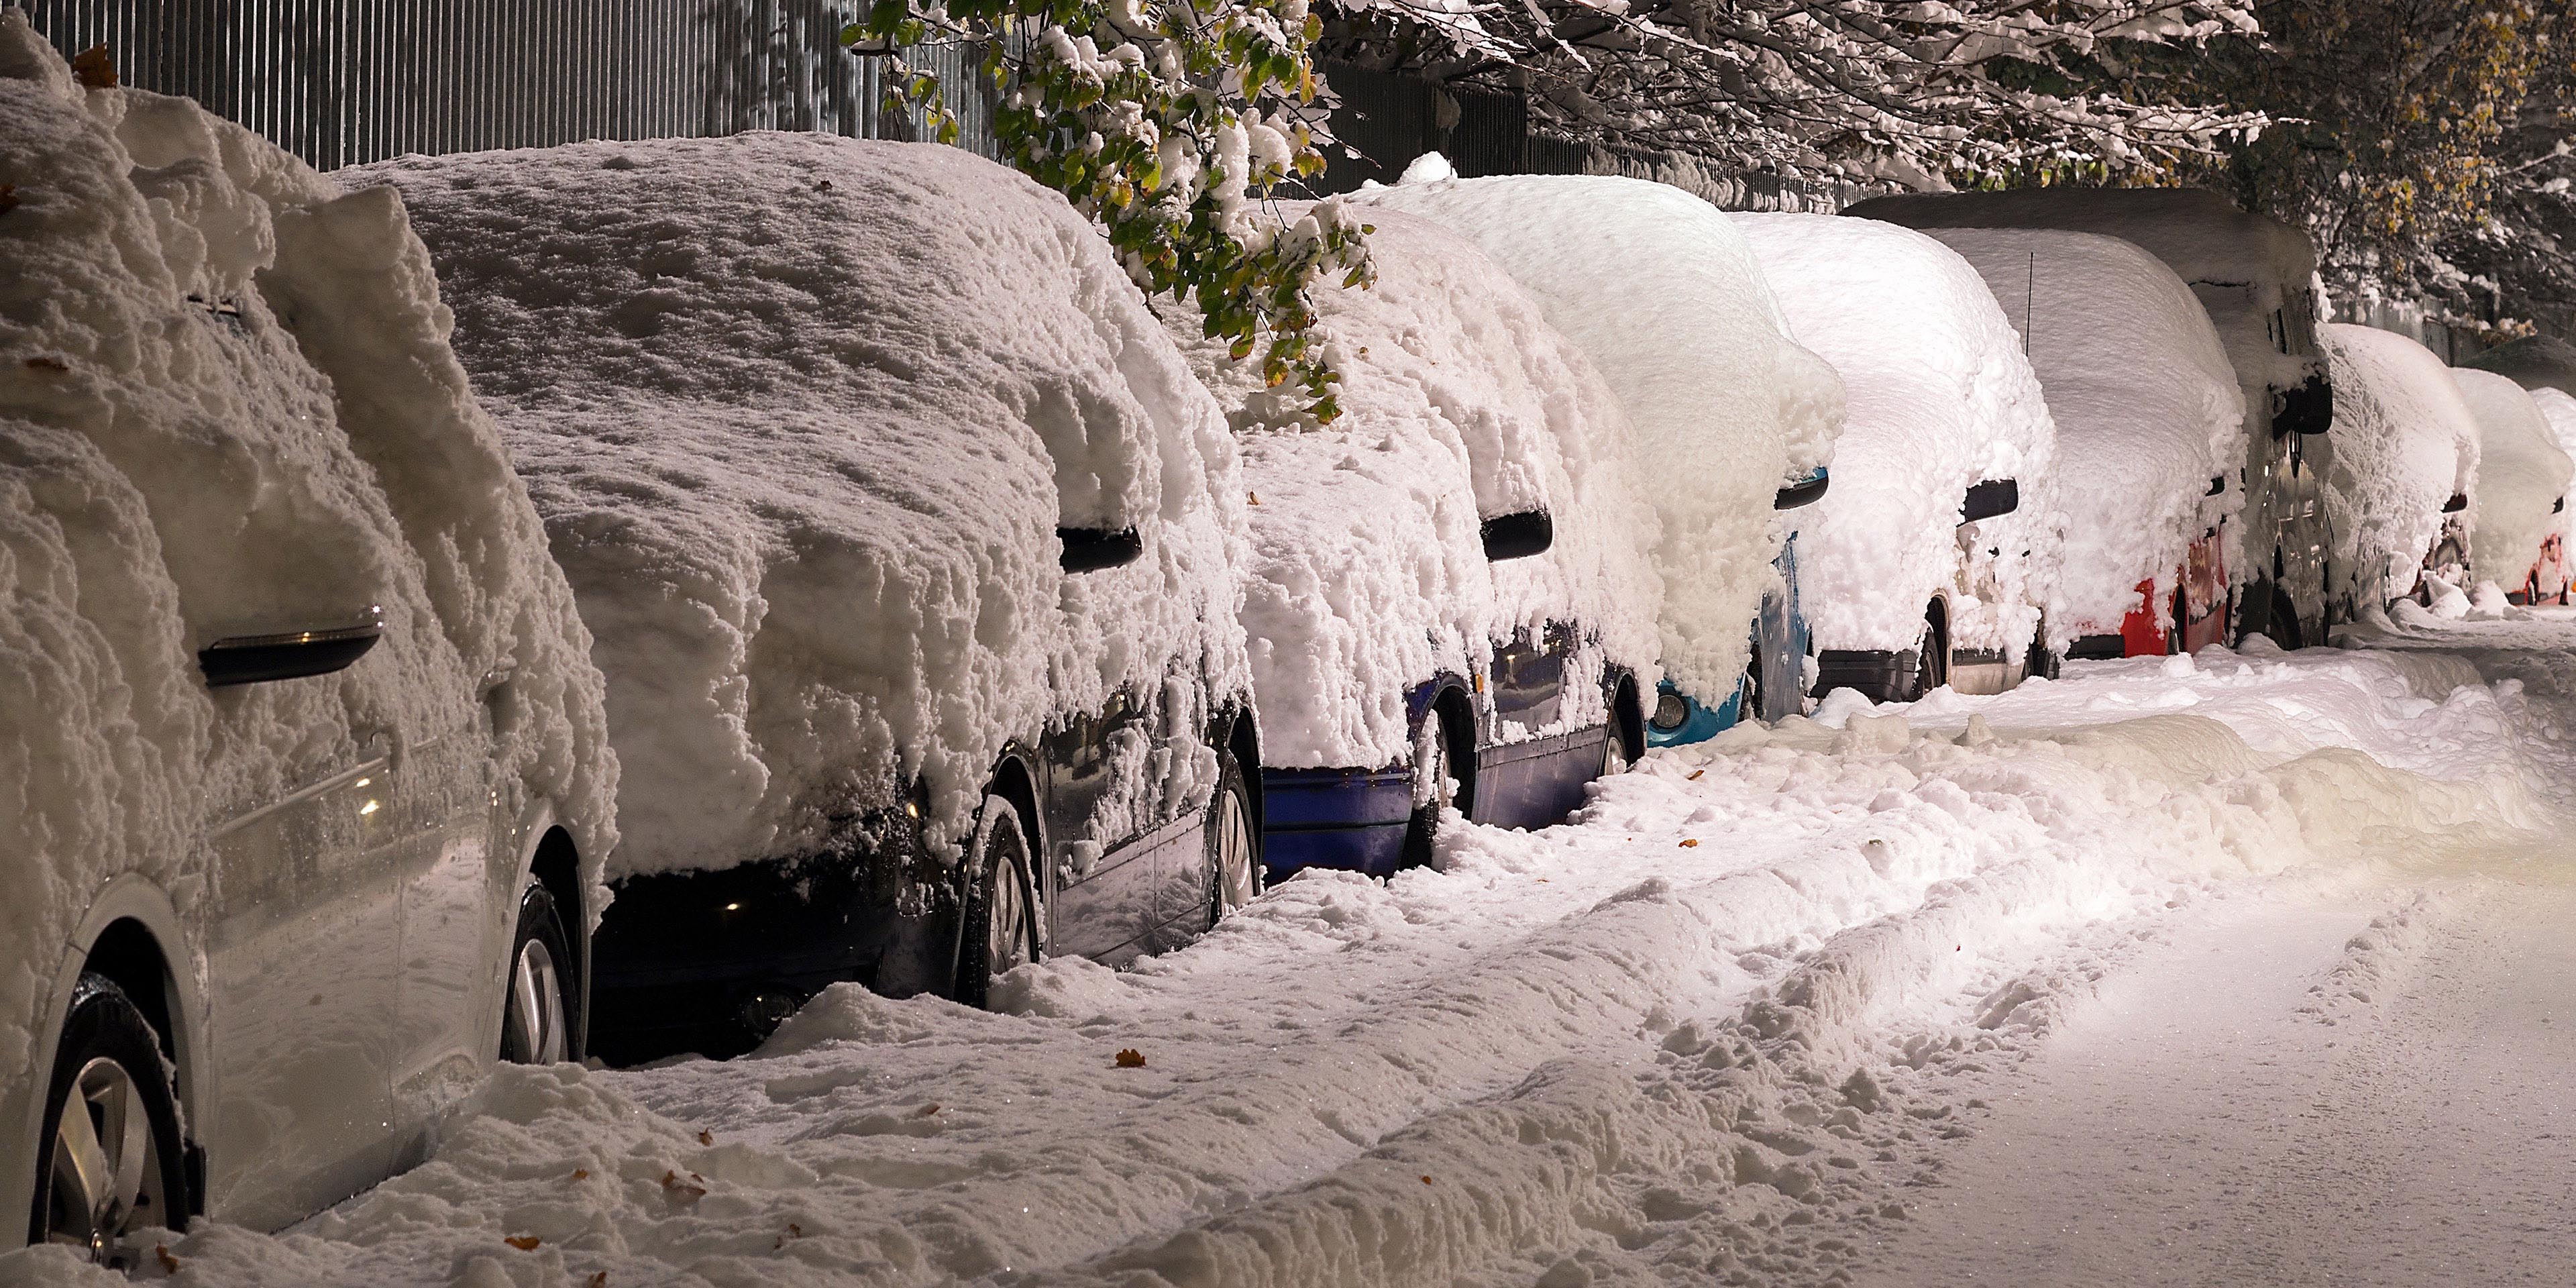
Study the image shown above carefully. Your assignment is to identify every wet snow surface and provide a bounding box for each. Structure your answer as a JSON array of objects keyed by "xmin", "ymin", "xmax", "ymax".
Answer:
[{"xmin": 21, "ymin": 617, "xmax": 2576, "ymax": 1285}]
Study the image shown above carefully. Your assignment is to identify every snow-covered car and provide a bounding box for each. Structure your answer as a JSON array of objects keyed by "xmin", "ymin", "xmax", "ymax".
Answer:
[
  {"xmin": 364, "ymin": 134, "xmax": 1258, "ymax": 1061},
  {"xmin": 1927, "ymin": 228, "xmax": 2247, "ymax": 657},
  {"xmin": 1849, "ymin": 187, "xmax": 2337, "ymax": 647},
  {"xmin": 2, "ymin": 22, "xmax": 616, "ymax": 1254},
  {"xmin": 1170, "ymin": 204, "xmax": 1661, "ymax": 878},
  {"xmin": 1352, "ymin": 164, "xmax": 1844, "ymax": 743},
  {"xmin": 1733, "ymin": 213, "xmax": 2056, "ymax": 703},
  {"xmin": 2316, "ymin": 323, "xmax": 2481, "ymax": 610},
  {"xmin": 2452, "ymin": 368, "xmax": 2573, "ymax": 603},
  {"xmin": 2462, "ymin": 337, "xmax": 2576, "ymax": 603}
]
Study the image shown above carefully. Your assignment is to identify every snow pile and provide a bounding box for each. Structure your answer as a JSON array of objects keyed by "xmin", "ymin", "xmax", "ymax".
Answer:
[
  {"xmin": 2452, "ymin": 368, "xmax": 2573, "ymax": 590},
  {"xmin": 1352, "ymin": 170, "xmax": 1844, "ymax": 706},
  {"xmin": 1734, "ymin": 214, "xmax": 2057, "ymax": 656},
  {"xmin": 56, "ymin": 639, "xmax": 2559, "ymax": 1287},
  {"xmin": 0, "ymin": 8, "xmax": 614, "ymax": 1087},
  {"xmin": 2318, "ymin": 324, "xmax": 2482, "ymax": 604},
  {"xmin": 1928, "ymin": 228, "xmax": 2245, "ymax": 637},
  {"xmin": 354, "ymin": 134, "xmax": 1249, "ymax": 873},
  {"xmin": 1169, "ymin": 205, "xmax": 1661, "ymax": 769}
]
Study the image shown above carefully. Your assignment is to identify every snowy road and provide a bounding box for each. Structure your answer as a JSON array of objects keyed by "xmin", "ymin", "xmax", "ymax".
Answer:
[{"xmin": 16, "ymin": 615, "xmax": 2576, "ymax": 1287}]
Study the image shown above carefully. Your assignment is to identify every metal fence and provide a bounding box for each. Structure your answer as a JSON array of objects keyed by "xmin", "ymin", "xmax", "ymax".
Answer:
[{"xmin": 19, "ymin": 0, "xmax": 998, "ymax": 171}]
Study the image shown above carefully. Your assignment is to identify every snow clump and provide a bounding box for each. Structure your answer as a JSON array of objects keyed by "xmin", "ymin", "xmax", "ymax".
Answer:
[
  {"xmin": 2451, "ymin": 368, "xmax": 2573, "ymax": 592},
  {"xmin": 1927, "ymin": 228, "xmax": 2245, "ymax": 639},
  {"xmin": 355, "ymin": 133, "xmax": 1250, "ymax": 874},
  {"xmin": 1168, "ymin": 204, "xmax": 1662, "ymax": 769},
  {"xmin": 2318, "ymin": 323, "xmax": 2481, "ymax": 605},
  {"xmin": 1735, "ymin": 213, "xmax": 2057, "ymax": 659},
  {"xmin": 1353, "ymin": 168, "xmax": 1844, "ymax": 708}
]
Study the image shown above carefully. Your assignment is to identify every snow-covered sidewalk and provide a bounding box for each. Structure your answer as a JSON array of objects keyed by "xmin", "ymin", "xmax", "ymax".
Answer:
[{"xmin": 13, "ymin": 633, "xmax": 2576, "ymax": 1287}]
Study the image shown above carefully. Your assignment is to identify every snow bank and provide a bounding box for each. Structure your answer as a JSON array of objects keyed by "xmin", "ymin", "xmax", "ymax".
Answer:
[
  {"xmin": 1734, "ymin": 214, "xmax": 2057, "ymax": 655},
  {"xmin": 2318, "ymin": 324, "xmax": 2482, "ymax": 604},
  {"xmin": 354, "ymin": 134, "xmax": 1250, "ymax": 875},
  {"xmin": 1351, "ymin": 170, "xmax": 1843, "ymax": 706},
  {"xmin": 1927, "ymin": 228, "xmax": 2245, "ymax": 637},
  {"xmin": 2451, "ymin": 368, "xmax": 2572, "ymax": 590},
  {"xmin": 0, "ymin": 9, "xmax": 614, "ymax": 1091},
  {"xmin": 1169, "ymin": 205, "xmax": 1661, "ymax": 769}
]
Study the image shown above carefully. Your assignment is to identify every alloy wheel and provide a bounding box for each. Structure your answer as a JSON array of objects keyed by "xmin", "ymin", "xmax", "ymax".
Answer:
[
  {"xmin": 44, "ymin": 1057, "xmax": 172, "ymax": 1263},
  {"xmin": 1213, "ymin": 782, "xmax": 1257, "ymax": 918},
  {"xmin": 987, "ymin": 845, "xmax": 1032, "ymax": 977},
  {"xmin": 506, "ymin": 937, "xmax": 567, "ymax": 1065}
]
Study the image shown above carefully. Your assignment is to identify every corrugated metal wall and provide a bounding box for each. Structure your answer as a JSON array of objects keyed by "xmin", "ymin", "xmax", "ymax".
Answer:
[{"xmin": 19, "ymin": 0, "xmax": 998, "ymax": 170}]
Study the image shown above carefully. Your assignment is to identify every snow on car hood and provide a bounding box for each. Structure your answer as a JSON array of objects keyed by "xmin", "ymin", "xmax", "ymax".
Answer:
[
  {"xmin": 2320, "ymin": 323, "xmax": 2482, "ymax": 604},
  {"xmin": 0, "ymin": 12, "xmax": 616, "ymax": 1073},
  {"xmin": 2453, "ymin": 368, "xmax": 2573, "ymax": 590},
  {"xmin": 1173, "ymin": 206, "xmax": 1661, "ymax": 771},
  {"xmin": 1735, "ymin": 213, "xmax": 2057, "ymax": 656},
  {"xmin": 354, "ymin": 134, "xmax": 1250, "ymax": 876},
  {"xmin": 1353, "ymin": 171, "xmax": 1843, "ymax": 708},
  {"xmin": 1929, "ymin": 228, "xmax": 2246, "ymax": 638}
]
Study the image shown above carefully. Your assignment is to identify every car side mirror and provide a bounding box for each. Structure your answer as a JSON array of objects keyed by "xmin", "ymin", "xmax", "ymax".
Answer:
[
  {"xmin": 1959, "ymin": 478, "xmax": 2019, "ymax": 525},
  {"xmin": 1774, "ymin": 469, "xmax": 1830, "ymax": 511},
  {"xmin": 1481, "ymin": 510, "xmax": 1554, "ymax": 561},
  {"xmin": 199, "ymin": 608, "xmax": 384, "ymax": 687},
  {"xmin": 2442, "ymin": 492, "xmax": 2468, "ymax": 515},
  {"xmin": 1058, "ymin": 526, "xmax": 1144, "ymax": 573}
]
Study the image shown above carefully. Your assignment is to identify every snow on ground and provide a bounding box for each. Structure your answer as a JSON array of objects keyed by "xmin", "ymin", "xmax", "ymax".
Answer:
[
  {"xmin": 2453, "ymin": 368, "xmax": 2571, "ymax": 592},
  {"xmin": 24, "ymin": 619, "xmax": 2576, "ymax": 1287}
]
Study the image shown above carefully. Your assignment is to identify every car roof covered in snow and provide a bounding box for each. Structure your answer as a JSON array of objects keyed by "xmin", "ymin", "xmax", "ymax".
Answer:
[
  {"xmin": 1350, "ymin": 168, "xmax": 1842, "ymax": 708},
  {"xmin": 0, "ymin": 10, "xmax": 617, "ymax": 1061},
  {"xmin": 1733, "ymin": 213, "xmax": 2056, "ymax": 656},
  {"xmin": 2453, "ymin": 368, "xmax": 2574, "ymax": 588},
  {"xmin": 1170, "ymin": 203, "xmax": 1662, "ymax": 771},
  {"xmin": 356, "ymin": 133, "xmax": 1248, "ymax": 876},
  {"xmin": 2320, "ymin": 323, "xmax": 2482, "ymax": 602},
  {"xmin": 1926, "ymin": 227, "xmax": 2245, "ymax": 636}
]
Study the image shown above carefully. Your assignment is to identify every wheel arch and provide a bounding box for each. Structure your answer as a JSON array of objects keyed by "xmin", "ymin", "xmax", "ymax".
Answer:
[{"xmin": 1222, "ymin": 705, "xmax": 1265, "ymax": 836}]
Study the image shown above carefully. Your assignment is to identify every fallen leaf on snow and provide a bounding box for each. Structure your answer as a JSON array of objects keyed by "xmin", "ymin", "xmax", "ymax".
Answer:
[
  {"xmin": 1419, "ymin": 1175, "xmax": 1433, "ymax": 1185},
  {"xmin": 24, "ymin": 356, "xmax": 68, "ymax": 372},
  {"xmin": 572, "ymin": 1167, "xmax": 590, "ymax": 1181},
  {"xmin": 505, "ymin": 1235, "xmax": 542, "ymax": 1251},
  {"xmin": 1115, "ymin": 1048, "xmax": 1146, "ymax": 1069},
  {"xmin": 70, "ymin": 42, "xmax": 116, "ymax": 88},
  {"xmin": 155, "ymin": 1245, "xmax": 179, "ymax": 1273},
  {"xmin": 1687, "ymin": 769, "xmax": 1706, "ymax": 781},
  {"xmin": 698, "ymin": 1129, "xmax": 714, "ymax": 1145},
  {"xmin": 660, "ymin": 1169, "xmax": 708, "ymax": 1204},
  {"xmin": 588, "ymin": 1274, "xmax": 608, "ymax": 1288},
  {"xmin": 1678, "ymin": 839, "xmax": 1699, "ymax": 848},
  {"xmin": 914, "ymin": 1102, "xmax": 942, "ymax": 1117}
]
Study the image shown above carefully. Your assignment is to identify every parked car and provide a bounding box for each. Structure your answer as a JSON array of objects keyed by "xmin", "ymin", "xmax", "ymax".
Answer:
[
  {"xmin": 3, "ymin": 23, "xmax": 616, "ymax": 1257},
  {"xmin": 366, "ymin": 133, "xmax": 1260, "ymax": 1062},
  {"xmin": 2315, "ymin": 323, "xmax": 2481, "ymax": 610},
  {"xmin": 1167, "ymin": 203, "xmax": 1662, "ymax": 878},
  {"xmin": 1352, "ymin": 166, "xmax": 1843, "ymax": 743},
  {"xmin": 2452, "ymin": 368, "xmax": 2573, "ymax": 603},
  {"xmin": 1849, "ymin": 187, "xmax": 2338, "ymax": 647},
  {"xmin": 1925, "ymin": 228, "xmax": 2247, "ymax": 658},
  {"xmin": 2461, "ymin": 337, "xmax": 2576, "ymax": 603},
  {"xmin": 1733, "ymin": 213, "xmax": 2057, "ymax": 703}
]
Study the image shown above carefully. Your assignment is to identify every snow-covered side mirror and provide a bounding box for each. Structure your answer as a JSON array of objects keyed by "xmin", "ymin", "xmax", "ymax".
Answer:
[
  {"xmin": 1959, "ymin": 479, "xmax": 2020, "ymax": 525},
  {"xmin": 1481, "ymin": 511, "xmax": 1554, "ymax": 561},
  {"xmin": 2207, "ymin": 475, "xmax": 2226, "ymax": 497},
  {"xmin": 199, "ymin": 607, "xmax": 384, "ymax": 688},
  {"xmin": 2442, "ymin": 492, "xmax": 2469, "ymax": 515},
  {"xmin": 1058, "ymin": 526, "xmax": 1144, "ymax": 573},
  {"xmin": 2274, "ymin": 371, "xmax": 2334, "ymax": 436},
  {"xmin": 1774, "ymin": 470, "xmax": 1830, "ymax": 511}
]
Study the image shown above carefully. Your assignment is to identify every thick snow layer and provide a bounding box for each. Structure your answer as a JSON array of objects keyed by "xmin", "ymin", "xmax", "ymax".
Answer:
[
  {"xmin": 1927, "ymin": 228, "xmax": 2245, "ymax": 637},
  {"xmin": 2531, "ymin": 386, "xmax": 2576, "ymax": 564},
  {"xmin": 1350, "ymin": 170, "xmax": 1845, "ymax": 707},
  {"xmin": 1735, "ymin": 213, "xmax": 2057, "ymax": 655},
  {"xmin": 0, "ymin": 11, "xmax": 614, "ymax": 1087},
  {"xmin": 2451, "ymin": 368, "xmax": 2573, "ymax": 589},
  {"xmin": 1169, "ymin": 205, "xmax": 1661, "ymax": 769},
  {"xmin": 353, "ymin": 134, "xmax": 1250, "ymax": 874},
  {"xmin": 2318, "ymin": 324, "xmax": 2483, "ymax": 604},
  {"xmin": 40, "ymin": 633, "xmax": 2567, "ymax": 1287},
  {"xmin": 1847, "ymin": 187, "xmax": 2324, "ymax": 403}
]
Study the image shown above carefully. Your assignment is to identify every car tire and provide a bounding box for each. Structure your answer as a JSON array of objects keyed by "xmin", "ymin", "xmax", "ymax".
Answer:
[
  {"xmin": 1907, "ymin": 614, "xmax": 1948, "ymax": 700},
  {"xmin": 1207, "ymin": 745, "xmax": 1261, "ymax": 927},
  {"xmin": 500, "ymin": 884, "xmax": 578, "ymax": 1065},
  {"xmin": 954, "ymin": 794, "xmax": 1037, "ymax": 1010},
  {"xmin": 1603, "ymin": 679, "xmax": 1642, "ymax": 775},
  {"xmin": 1403, "ymin": 715, "xmax": 1459, "ymax": 873},
  {"xmin": 30, "ymin": 973, "xmax": 187, "ymax": 1265}
]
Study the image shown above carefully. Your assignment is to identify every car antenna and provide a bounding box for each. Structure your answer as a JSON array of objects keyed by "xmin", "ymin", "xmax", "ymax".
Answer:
[{"xmin": 2024, "ymin": 251, "xmax": 2035, "ymax": 357}]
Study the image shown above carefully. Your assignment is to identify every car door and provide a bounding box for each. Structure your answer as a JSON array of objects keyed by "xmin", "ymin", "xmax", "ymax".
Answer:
[
  {"xmin": 385, "ymin": 699, "xmax": 506, "ymax": 1167},
  {"xmin": 201, "ymin": 716, "xmax": 407, "ymax": 1230},
  {"xmin": 1040, "ymin": 688, "xmax": 1161, "ymax": 963},
  {"xmin": 1477, "ymin": 623, "xmax": 1596, "ymax": 830}
]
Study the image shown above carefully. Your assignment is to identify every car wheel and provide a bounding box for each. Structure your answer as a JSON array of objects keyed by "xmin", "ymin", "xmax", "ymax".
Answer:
[
  {"xmin": 1603, "ymin": 681, "xmax": 1641, "ymax": 775},
  {"xmin": 1402, "ymin": 716, "xmax": 1458, "ymax": 872},
  {"xmin": 1907, "ymin": 617, "xmax": 1947, "ymax": 700},
  {"xmin": 500, "ymin": 883, "xmax": 577, "ymax": 1065},
  {"xmin": 30, "ymin": 974, "xmax": 186, "ymax": 1265},
  {"xmin": 2027, "ymin": 620, "xmax": 2061, "ymax": 681},
  {"xmin": 1207, "ymin": 747, "xmax": 1260, "ymax": 927},
  {"xmin": 954, "ymin": 794, "xmax": 1036, "ymax": 1010}
]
